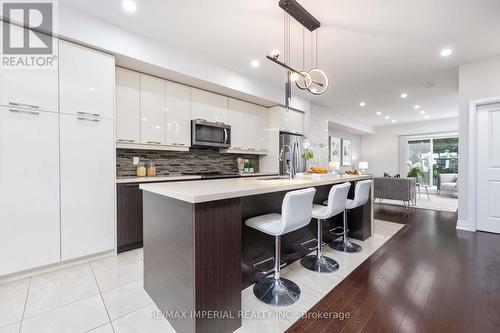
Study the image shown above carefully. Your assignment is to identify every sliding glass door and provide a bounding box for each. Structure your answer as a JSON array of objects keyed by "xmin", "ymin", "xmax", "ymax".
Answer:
[
  {"xmin": 408, "ymin": 139, "xmax": 432, "ymax": 185},
  {"xmin": 407, "ymin": 136, "xmax": 458, "ymax": 187}
]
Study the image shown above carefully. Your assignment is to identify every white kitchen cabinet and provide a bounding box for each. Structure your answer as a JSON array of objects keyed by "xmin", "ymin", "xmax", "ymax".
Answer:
[
  {"xmin": 0, "ymin": 107, "xmax": 60, "ymax": 275},
  {"xmin": 59, "ymin": 40, "xmax": 115, "ymax": 119},
  {"xmin": 140, "ymin": 74, "xmax": 165, "ymax": 145},
  {"xmin": 255, "ymin": 105, "xmax": 269, "ymax": 151},
  {"xmin": 226, "ymin": 99, "xmax": 268, "ymax": 154},
  {"xmin": 166, "ymin": 81, "xmax": 191, "ymax": 147},
  {"xmin": 268, "ymin": 106, "xmax": 304, "ymax": 134},
  {"xmin": 60, "ymin": 114, "xmax": 115, "ymax": 260},
  {"xmin": 191, "ymin": 88, "xmax": 228, "ymax": 123},
  {"xmin": 116, "ymin": 68, "xmax": 140, "ymax": 143},
  {"xmin": 0, "ymin": 24, "xmax": 58, "ymax": 112},
  {"xmin": 227, "ymin": 99, "xmax": 250, "ymax": 150}
]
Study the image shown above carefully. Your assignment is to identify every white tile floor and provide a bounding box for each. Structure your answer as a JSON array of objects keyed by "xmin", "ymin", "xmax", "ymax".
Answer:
[{"xmin": 0, "ymin": 220, "xmax": 403, "ymax": 333}]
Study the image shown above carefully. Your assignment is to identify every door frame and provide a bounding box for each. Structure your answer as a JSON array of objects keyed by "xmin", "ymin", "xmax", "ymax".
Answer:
[{"xmin": 461, "ymin": 97, "xmax": 500, "ymax": 232}]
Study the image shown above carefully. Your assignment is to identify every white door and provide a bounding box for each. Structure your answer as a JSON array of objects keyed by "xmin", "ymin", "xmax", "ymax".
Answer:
[
  {"xmin": 60, "ymin": 114, "xmax": 115, "ymax": 260},
  {"xmin": 116, "ymin": 68, "xmax": 140, "ymax": 144},
  {"xmin": 165, "ymin": 81, "xmax": 191, "ymax": 147},
  {"xmin": 477, "ymin": 103, "xmax": 500, "ymax": 233},
  {"xmin": 0, "ymin": 24, "xmax": 59, "ymax": 112},
  {"xmin": 59, "ymin": 40, "xmax": 115, "ymax": 119},
  {"xmin": 140, "ymin": 74, "xmax": 166, "ymax": 145},
  {"xmin": 0, "ymin": 107, "xmax": 60, "ymax": 275}
]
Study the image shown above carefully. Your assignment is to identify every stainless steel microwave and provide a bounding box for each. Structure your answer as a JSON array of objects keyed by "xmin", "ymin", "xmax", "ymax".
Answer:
[{"xmin": 191, "ymin": 119, "xmax": 231, "ymax": 148}]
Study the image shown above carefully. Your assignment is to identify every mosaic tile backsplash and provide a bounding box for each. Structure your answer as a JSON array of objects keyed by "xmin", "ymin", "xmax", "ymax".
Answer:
[{"xmin": 116, "ymin": 148, "xmax": 260, "ymax": 177}]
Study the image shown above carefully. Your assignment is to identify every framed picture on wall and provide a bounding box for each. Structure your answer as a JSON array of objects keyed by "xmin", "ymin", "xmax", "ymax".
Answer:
[
  {"xmin": 329, "ymin": 137, "xmax": 341, "ymax": 163},
  {"xmin": 341, "ymin": 139, "xmax": 352, "ymax": 166}
]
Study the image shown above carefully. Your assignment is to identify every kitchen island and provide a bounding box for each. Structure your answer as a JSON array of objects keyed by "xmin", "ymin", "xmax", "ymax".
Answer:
[{"xmin": 140, "ymin": 175, "xmax": 373, "ymax": 333}]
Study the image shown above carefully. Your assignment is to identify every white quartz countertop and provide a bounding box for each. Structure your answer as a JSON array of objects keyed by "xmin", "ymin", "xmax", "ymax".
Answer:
[
  {"xmin": 139, "ymin": 174, "xmax": 373, "ymax": 203},
  {"xmin": 116, "ymin": 172, "xmax": 279, "ymax": 184}
]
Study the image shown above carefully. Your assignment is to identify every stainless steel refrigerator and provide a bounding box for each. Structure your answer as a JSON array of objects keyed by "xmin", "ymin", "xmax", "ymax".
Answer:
[{"xmin": 279, "ymin": 132, "xmax": 307, "ymax": 175}]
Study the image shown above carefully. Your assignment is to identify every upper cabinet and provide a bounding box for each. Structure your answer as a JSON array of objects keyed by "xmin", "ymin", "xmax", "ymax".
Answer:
[
  {"xmin": 59, "ymin": 40, "xmax": 115, "ymax": 119},
  {"xmin": 0, "ymin": 24, "xmax": 58, "ymax": 112},
  {"xmin": 191, "ymin": 88, "xmax": 228, "ymax": 124},
  {"xmin": 114, "ymin": 68, "xmax": 273, "ymax": 153},
  {"xmin": 165, "ymin": 81, "xmax": 191, "ymax": 147},
  {"xmin": 116, "ymin": 68, "xmax": 140, "ymax": 144},
  {"xmin": 140, "ymin": 74, "xmax": 166, "ymax": 145},
  {"xmin": 268, "ymin": 106, "xmax": 304, "ymax": 135},
  {"xmin": 226, "ymin": 98, "xmax": 268, "ymax": 154}
]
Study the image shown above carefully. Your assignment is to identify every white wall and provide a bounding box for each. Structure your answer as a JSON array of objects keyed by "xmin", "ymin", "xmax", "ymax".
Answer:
[
  {"xmin": 457, "ymin": 55, "xmax": 500, "ymax": 231},
  {"xmin": 305, "ymin": 105, "xmax": 374, "ymax": 169},
  {"xmin": 361, "ymin": 117, "xmax": 459, "ymax": 177},
  {"xmin": 328, "ymin": 129, "xmax": 362, "ymax": 171}
]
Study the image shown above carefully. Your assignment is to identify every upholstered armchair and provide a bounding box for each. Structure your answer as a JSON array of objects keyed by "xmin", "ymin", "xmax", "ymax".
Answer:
[{"xmin": 437, "ymin": 174, "xmax": 458, "ymax": 195}]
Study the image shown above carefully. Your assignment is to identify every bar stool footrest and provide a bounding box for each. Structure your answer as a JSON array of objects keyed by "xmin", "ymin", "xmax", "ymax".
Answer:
[
  {"xmin": 252, "ymin": 257, "xmax": 287, "ymax": 275},
  {"xmin": 329, "ymin": 226, "xmax": 346, "ymax": 236},
  {"xmin": 299, "ymin": 238, "xmax": 327, "ymax": 251}
]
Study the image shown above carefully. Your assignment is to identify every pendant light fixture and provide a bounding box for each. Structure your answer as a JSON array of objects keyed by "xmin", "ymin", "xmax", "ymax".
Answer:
[{"xmin": 267, "ymin": 0, "xmax": 329, "ymax": 108}]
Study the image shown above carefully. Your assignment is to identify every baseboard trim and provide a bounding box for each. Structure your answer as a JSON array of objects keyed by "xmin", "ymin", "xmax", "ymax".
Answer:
[
  {"xmin": 0, "ymin": 249, "xmax": 115, "ymax": 284},
  {"xmin": 456, "ymin": 220, "xmax": 476, "ymax": 232}
]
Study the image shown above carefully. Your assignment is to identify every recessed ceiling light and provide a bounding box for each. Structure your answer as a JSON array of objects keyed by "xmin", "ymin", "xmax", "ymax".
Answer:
[
  {"xmin": 400, "ymin": 93, "xmax": 408, "ymax": 99},
  {"xmin": 250, "ymin": 59, "xmax": 260, "ymax": 68},
  {"xmin": 440, "ymin": 48, "xmax": 453, "ymax": 57},
  {"xmin": 360, "ymin": 102, "xmax": 366, "ymax": 107},
  {"xmin": 122, "ymin": 0, "xmax": 137, "ymax": 13},
  {"xmin": 392, "ymin": 119, "xmax": 396, "ymax": 123},
  {"xmin": 414, "ymin": 105, "xmax": 420, "ymax": 109},
  {"xmin": 419, "ymin": 110, "xmax": 425, "ymax": 114},
  {"xmin": 384, "ymin": 115, "xmax": 390, "ymax": 120},
  {"xmin": 376, "ymin": 111, "xmax": 381, "ymax": 116},
  {"xmin": 424, "ymin": 115, "xmax": 430, "ymax": 119}
]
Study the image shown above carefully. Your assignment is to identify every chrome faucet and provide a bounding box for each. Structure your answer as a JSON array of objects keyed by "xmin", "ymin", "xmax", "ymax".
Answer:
[{"xmin": 279, "ymin": 144, "xmax": 295, "ymax": 179}]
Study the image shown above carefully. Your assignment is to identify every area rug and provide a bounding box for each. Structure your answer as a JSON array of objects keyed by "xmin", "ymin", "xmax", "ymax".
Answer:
[{"xmin": 377, "ymin": 193, "xmax": 458, "ymax": 212}]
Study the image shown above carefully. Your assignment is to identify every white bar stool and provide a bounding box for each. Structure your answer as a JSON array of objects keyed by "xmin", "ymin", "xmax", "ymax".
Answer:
[
  {"xmin": 330, "ymin": 180, "xmax": 372, "ymax": 253},
  {"xmin": 245, "ymin": 187, "xmax": 316, "ymax": 306},
  {"xmin": 301, "ymin": 182, "xmax": 351, "ymax": 273}
]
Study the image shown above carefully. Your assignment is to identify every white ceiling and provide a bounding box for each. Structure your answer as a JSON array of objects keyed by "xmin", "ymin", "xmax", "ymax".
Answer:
[{"xmin": 61, "ymin": 0, "xmax": 500, "ymax": 126}]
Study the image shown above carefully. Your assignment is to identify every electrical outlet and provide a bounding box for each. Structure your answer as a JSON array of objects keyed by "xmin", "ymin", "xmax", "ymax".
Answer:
[{"xmin": 133, "ymin": 157, "xmax": 140, "ymax": 166}]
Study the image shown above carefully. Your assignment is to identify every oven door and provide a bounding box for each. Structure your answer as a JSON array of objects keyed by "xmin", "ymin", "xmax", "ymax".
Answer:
[{"xmin": 191, "ymin": 120, "xmax": 231, "ymax": 148}]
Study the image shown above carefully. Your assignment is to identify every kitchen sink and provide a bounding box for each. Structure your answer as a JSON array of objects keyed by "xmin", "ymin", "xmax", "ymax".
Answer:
[{"xmin": 257, "ymin": 176, "xmax": 290, "ymax": 180}]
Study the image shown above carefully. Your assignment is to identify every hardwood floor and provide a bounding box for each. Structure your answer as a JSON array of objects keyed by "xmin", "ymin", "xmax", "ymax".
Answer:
[{"xmin": 286, "ymin": 205, "xmax": 500, "ymax": 333}]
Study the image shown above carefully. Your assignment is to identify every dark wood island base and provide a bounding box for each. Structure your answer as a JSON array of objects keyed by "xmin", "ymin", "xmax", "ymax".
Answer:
[{"xmin": 142, "ymin": 177, "xmax": 373, "ymax": 333}]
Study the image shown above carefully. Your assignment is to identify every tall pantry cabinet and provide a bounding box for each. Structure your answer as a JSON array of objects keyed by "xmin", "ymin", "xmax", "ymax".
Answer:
[{"xmin": 0, "ymin": 26, "xmax": 116, "ymax": 276}]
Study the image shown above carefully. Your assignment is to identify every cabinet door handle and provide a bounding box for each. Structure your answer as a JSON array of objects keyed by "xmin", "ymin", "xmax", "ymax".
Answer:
[
  {"xmin": 171, "ymin": 143, "xmax": 185, "ymax": 146},
  {"xmin": 77, "ymin": 111, "xmax": 100, "ymax": 117},
  {"xmin": 147, "ymin": 141, "xmax": 162, "ymax": 145},
  {"xmin": 118, "ymin": 139, "xmax": 135, "ymax": 143},
  {"xmin": 248, "ymin": 148, "xmax": 256, "ymax": 151},
  {"xmin": 9, "ymin": 108, "xmax": 40, "ymax": 115},
  {"xmin": 77, "ymin": 117, "xmax": 100, "ymax": 122},
  {"xmin": 232, "ymin": 146, "xmax": 242, "ymax": 149},
  {"xmin": 9, "ymin": 101, "xmax": 39, "ymax": 109}
]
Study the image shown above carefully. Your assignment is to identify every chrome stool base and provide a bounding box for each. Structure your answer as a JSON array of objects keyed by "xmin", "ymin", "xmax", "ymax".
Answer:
[
  {"xmin": 253, "ymin": 277, "xmax": 301, "ymax": 306},
  {"xmin": 330, "ymin": 239, "xmax": 362, "ymax": 253},
  {"xmin": 300, "ymin": 255, "xmax": 339, "ymax": 273}
]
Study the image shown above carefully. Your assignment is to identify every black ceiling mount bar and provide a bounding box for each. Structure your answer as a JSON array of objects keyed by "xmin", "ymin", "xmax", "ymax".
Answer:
[{"xmin": 279, "ymin": 0, "xmax": 321, "ymax": 31}]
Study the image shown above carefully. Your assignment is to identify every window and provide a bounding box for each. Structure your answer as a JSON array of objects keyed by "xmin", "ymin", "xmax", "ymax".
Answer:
[{"xmin": 407, "ymin": 136, "xmax": 458, "ymax": 186}]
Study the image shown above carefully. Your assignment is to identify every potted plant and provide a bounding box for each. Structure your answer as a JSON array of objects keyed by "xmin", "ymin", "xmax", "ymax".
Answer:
[{"xmin": 407, "ymin": 164, "xmax": 425, "ymax": 181}]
